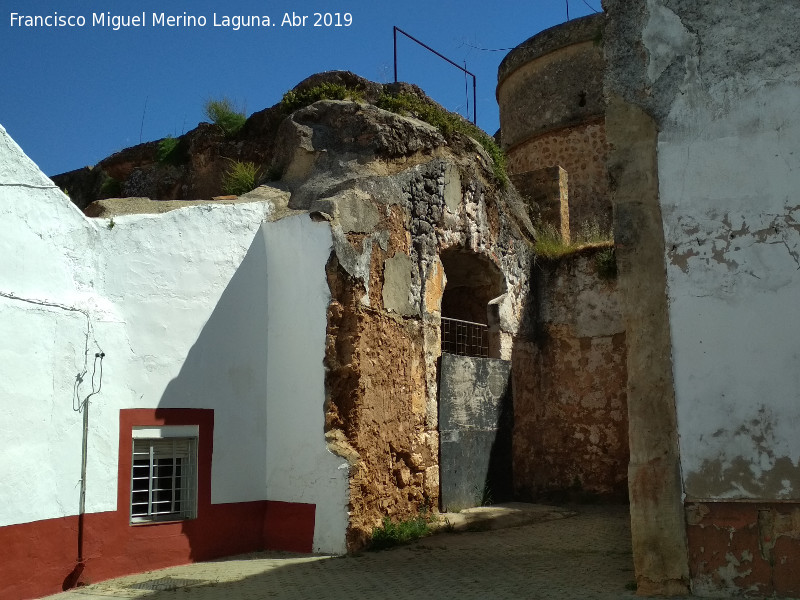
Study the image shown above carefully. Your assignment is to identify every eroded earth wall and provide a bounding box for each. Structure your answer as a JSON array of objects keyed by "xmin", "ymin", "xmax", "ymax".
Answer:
[
  {"xmin": 268, "ymin": 97, "xmax": 534, "ymax": 550},
  {"xmin": 605, "ymin": 0, "xmax": 800, "ymax": 595}
]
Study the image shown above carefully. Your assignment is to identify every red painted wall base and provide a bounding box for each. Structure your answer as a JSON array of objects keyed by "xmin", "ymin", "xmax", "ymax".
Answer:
[
  {"xmin": 686, "ymin": 501, "xmax": 800, "ymax": 597},
  {"xmin": 0, "ymin": 500, "xmax": 316, "ymax": 600},
  {"xmin": 0, "ymin": 409, "xmax": 317, "ymax": 600}
]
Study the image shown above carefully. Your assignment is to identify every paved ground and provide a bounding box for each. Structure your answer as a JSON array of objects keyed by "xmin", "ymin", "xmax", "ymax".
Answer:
[{"xmin": 43, "ymin": 504, "xmax": 653, "ymax": 600}]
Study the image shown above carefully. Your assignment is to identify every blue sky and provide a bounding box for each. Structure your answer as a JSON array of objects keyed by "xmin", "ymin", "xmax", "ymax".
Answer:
[{"xmin": 0, "ymin": 1, "xmax": 601, "ymax": 176}]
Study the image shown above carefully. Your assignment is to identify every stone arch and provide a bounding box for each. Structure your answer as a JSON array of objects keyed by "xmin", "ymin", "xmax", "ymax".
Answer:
[{"xmin": 439, "ymin": 247, "xmax": 507, "ymax": 359}]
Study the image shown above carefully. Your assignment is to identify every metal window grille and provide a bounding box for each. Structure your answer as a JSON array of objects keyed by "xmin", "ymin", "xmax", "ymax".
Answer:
[
  {"xmin": 441, "ymin": 317, "xmax": 489, "ymax": 358},
  {"xmin": 131, "ymin": 438, "xmax": 197, "ymax": 523}
]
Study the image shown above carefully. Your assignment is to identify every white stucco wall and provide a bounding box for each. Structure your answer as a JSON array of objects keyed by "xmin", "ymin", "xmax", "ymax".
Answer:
[
  {"xmin": 87, "ymin": 205, "xmax": 273, "ymax": 510},
  {"xmin": 263, "ymin": 216, "xmax": 350, "ymax": 554},
  {"xmin": 1, "ymin": 125, "xmax": 104, "ymax": 526},
  {"xmin": 642, "ymin": 1, "xmax": 800, "ymax": 500},
  {"xmin": 0, "ymin": 124, "xmax": 348, "ymax": 546}
]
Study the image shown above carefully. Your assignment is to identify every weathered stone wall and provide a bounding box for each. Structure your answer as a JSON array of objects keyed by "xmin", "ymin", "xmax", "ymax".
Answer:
[
  {"xmin": 509, "ymin": 166, "xmax": 569, "ymax": 242},
  {"xmin": 497, "ymin": 15, "xmax": 605, "ymax": 146},
  {"xmin": 266, "ymin": 91, "xmax": 534, "ymax": 550},
  {"xmin": 507, "ymin": 119, "xmax": 610, "ymax": 231},
  {"xmin": 604, "ymin": 0, "xmax": 800, "ymax": 595},
  {"xmin": 498, "ymin": 14, "xmax": 610, "ymax": 233},
  {"xmin": 512, "ymin": 249, "xmax": 628, "ymax": 502}
]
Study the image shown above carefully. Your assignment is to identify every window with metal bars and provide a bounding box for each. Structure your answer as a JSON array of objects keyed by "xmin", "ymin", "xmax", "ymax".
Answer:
[
  {"xmin": 440, "ymin": 316, "xmax": 489, "ymax": 358},
  {"xmin": 130, "ymin": 437, "xmax": 197, "ymax": 523}
]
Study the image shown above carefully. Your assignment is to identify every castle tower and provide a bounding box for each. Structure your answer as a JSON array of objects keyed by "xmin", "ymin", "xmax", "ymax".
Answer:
[{"xmin": 497, "ymin": 14, "xmax": 608, "ymax": 240}]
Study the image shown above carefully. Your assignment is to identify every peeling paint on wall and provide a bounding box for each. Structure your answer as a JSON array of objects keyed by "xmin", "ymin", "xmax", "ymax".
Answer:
[{"xmin": 605, "ymin": 0, "xmax": 800, "ymax": 595}]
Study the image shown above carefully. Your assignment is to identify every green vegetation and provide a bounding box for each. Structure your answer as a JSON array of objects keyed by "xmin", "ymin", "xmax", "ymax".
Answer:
[
  {"xmin": 368, "ymin": 513, "xmax": 433, "ymax": 551},
  {"xmin": 476, "ymin": 483, "xmax": 493, "ymax": 507},
  {"xmin": 99, "ymin": 175, "xmax": 122, "ymax": 198},
  {"xmin": 280, "ymin": 82, "xmax": 363, "ymax": 113},
  {"xmin": 107, "ymin": 218, "xmax": 115, "ymax": 230},
  {"xmin": 574, "ymin": 218, "xmax": 611, "ymax": 244},
  {"xmin": 221, "ymin": 160, "xmax": 260, "ymax": 196},
  {"xmin": 533, "ymin": 218, "xmax": 614, "ymax": 260},
  {"xmin": 533, "ymin": 223, "xmax": 577, "ymax": 259},
  {"xmin": 376, "ymin": 92, "xmax": 508, "ymax": 187},
  {"xmin": 204, "ymin": 97, "xmax": 247, "ymax": 136},
  {"xmin": 156, "ymin": 136, "xmax": 180, "ymax": 164},
  {"xmin": 277, "ymin": 82, "xmax": 507, "ymax": 187},
  {"xmin": 595, "ymin": 247, "xmax": 617, "ymax": 280},
  {"xmin": 264, "ymin": 164, "xmax": 283, "ymax": 182}
]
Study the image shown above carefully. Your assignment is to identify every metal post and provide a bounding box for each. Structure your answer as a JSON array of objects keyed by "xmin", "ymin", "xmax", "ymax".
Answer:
[
  {"xmin": 393, "ymin": 26, "xmax": 398, "ymax": 83},
  {"xmin": 392, "ymin": 26, "xmax": 477, "ymax": 124},
  {"xmin": 473, "ymin": 75, "xmax": 477, "ymax": 125}
]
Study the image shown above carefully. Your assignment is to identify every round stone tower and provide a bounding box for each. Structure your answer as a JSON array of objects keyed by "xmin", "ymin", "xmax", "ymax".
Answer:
[{"xmin": 497, "ymin": 14, "xmax": 608, "ymax": 238}]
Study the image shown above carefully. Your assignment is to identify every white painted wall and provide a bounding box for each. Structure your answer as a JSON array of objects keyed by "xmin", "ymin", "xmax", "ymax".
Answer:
[
  {"xmin": 1, "ymin": 125, "xmax": 103, "ymax": 526},
  {"xmin": 264, "ymin": 216, "xmax": 350, "ymax": 554},
  {"xmin": 642, "ymin": 2, "xmax": 800, "ymax": 500},
  {"xmin": 91, "ymin": 205, "xmax": 272, "ymax": 509},
  {"xmin": 0, "ymin": 124, "xmax": 348, "ymax": 547}
]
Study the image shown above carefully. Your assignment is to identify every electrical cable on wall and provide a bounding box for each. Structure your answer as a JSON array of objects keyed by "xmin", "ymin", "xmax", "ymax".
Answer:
[
  {"xmin": 74, "ymin": 351, "xmax": 105, "ymax": 413},
  {"xmin": 0, "ymin": 286, "xmax": 109, "ymax": 589}
]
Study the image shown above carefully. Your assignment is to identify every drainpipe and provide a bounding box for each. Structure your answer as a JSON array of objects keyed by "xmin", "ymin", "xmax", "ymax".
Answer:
[
  {"xmin": 64, "ymin": 352, "xmax": 104, "ymax": 590},
  {"xmin": 77, "ymin": 392, "xmax": 90, "ymax": 563}
]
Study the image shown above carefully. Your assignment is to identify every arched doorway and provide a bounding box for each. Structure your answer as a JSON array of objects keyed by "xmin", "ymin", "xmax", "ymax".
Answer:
[
  {"xmin": 439, "ymin": 247, "xmax": 507, "ymax": 360},
  {"xmin": 437, "ymin": 247, "xmax": 513, "ymax": 511}
]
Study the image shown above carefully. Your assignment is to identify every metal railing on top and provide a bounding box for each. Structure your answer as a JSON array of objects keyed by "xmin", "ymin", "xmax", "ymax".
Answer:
[{"xmin": 440, "ymin": 317, "xmax": 489, "ymax": 358}]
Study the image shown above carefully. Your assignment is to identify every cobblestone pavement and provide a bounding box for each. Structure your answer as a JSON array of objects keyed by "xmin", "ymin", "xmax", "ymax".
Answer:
[{"xmin": 43, "ymin": 505, "xmax": 657, "ymax": 600}]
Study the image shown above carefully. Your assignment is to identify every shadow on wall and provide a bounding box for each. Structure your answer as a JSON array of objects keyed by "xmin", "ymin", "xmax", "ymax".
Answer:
[
  {"xmin": 160, "ymin": 224, "xmax": 269, "ymax": 420},
  {"xmin": 76, "ymin": 225, "xmax": 275, "ymax": 588},
  {"xmin": 438, "ymin": 354, "xmax": 513, "ymax": 511},
  {"xmin": 163, "ymin": 223, "xmax": 271, "ymax": 561},
  {"xmin": 485, "ymin": 379, "xmax": 514, "ymax": 505},
  {"xmin": 510, "ymin": 252, "xmax": 629, "ymax": 505}
]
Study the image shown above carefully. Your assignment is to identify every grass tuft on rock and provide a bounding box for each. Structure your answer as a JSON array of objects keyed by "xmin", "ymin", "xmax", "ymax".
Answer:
[
  {"xmin": 99, "ymin": 175, "xmax": 122, "ymax": 199},
  {"xmin": 204, "ymin": 97, "xmax": 247, "ymax": 136},
  {"xmin": 156, "ymin": 136, "xmax": 180, "ymax": 164},
  {"xmin": 595, "ymin": 247, "xmax": 617, "ymax": 279},
  {"xmin": 221, "ymin": 160, "xmax": 260, "ymax": 196},
  {"xmin": 376, "ymin": 92, "xmax": 508, "ymax": 188},
  {"xmin": 281, "ymin": 82, "xmax": 364, "ymax": 113},
  {"xmin": 534, "ymin": 219, "xmax": 614, "ymax": 260}
]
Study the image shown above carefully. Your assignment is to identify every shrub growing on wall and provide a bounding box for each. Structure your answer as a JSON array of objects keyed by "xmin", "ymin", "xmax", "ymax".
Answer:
[
  {"xmin": 221, "ymin": 160, "xmax": 260, "ymax": 196},
  {"xmin": 377, "ymin": 92, "xmax": 508, "ymax": 188},
  {"xmin": 156, "ymin": 136, "xmax": 180, "ymax": 164},
  {"xmin": 280, "ymin": 82, "xmax": 363, "ymax": 113},
  {"xmin": 204, "ymin": 97, "xmax": 247, "ymax": 136}
]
